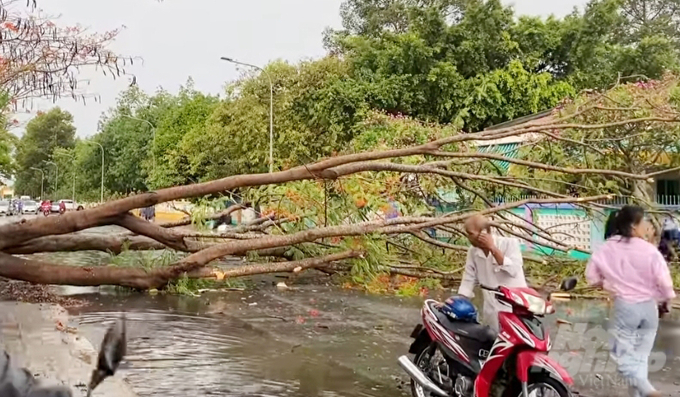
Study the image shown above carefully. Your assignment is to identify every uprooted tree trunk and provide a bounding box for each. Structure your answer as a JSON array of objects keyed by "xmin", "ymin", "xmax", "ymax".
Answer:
[{"xmin": 1, "ymin": 81, "xmax": 679, "ymax": 289}]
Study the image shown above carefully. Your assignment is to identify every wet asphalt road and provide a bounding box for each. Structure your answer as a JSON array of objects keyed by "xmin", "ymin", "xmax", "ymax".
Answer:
[{"xmin": 1, "ymin": 214, "xmax": 678, "ymax": 396}]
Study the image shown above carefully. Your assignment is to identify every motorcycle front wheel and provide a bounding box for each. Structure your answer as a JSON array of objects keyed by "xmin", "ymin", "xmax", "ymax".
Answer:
[{"xmin": 506, "ymin": 374, "xmax": 570, "ymax": 397}]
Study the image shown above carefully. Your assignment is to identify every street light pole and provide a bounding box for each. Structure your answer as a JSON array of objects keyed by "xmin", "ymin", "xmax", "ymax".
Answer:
[
  {"xmin": 220, "ymin": 56, "xmax": 274, "ymax": 173},
  {"xmin": 85, "ymin": 141, "xmax": 105, "ymax": 203},
  {"xmin": 30, "ymin": 167, "xmax": 44, "ymax": 199},
  {"xmin": 45, "ymin": 161, "xmax": 58, "ymax": 194},
  {"xmin": 120, "ymin": 114, "xmax": 156, "ymax": 171}
]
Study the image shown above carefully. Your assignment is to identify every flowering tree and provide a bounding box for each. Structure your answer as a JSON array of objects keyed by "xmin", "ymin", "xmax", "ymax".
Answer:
[
  {"xmin": 0, "ymin": 0, "xmax": 129, "ymax": 108},
  {"xmin": 0, "ymin": 78, "xmax": 677, "ymax": 290}
]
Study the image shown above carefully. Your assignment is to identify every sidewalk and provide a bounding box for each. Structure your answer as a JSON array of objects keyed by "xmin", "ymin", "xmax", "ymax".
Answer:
[{"xmin": 0, "ymin": 301, "xmax": 136, "ymax": 397}]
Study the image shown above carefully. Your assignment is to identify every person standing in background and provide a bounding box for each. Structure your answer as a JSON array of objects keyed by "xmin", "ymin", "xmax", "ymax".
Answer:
[
  {"xmin": 662, "ymin": 215, "xmax": 679, "ymax": 241},
  {"xmin": 148, "ymin": 205, "xmax": 155, "ymax": 222}
]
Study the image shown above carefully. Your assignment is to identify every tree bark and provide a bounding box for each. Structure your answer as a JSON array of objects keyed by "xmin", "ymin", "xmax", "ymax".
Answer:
[
  {"xmin": 187, "ymin": 250, "xmax": 363, "ymax": 279},
  {"xmin": 0, "ymin": 195, "xmax": 611, "ymax": 289}
]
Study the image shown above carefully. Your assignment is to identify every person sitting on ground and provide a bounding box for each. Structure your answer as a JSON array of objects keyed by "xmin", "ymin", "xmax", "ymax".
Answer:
[{"xmin": 457, "ymin": 214, "xmax": 527, "ymax": 332}]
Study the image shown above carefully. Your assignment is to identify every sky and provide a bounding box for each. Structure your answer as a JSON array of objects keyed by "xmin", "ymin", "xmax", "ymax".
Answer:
[{"xmin": 14, "ymin": 0, "xmax": 588, "ymax": 137}]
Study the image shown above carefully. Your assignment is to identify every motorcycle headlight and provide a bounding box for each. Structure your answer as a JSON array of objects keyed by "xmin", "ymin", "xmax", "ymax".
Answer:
[{"xmin": 522, "ymin": 293, "xmax": 548, "ymax": 315}]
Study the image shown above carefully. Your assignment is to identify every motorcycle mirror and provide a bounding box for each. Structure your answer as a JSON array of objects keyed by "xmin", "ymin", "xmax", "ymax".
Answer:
[
  {"xmin": 559, "ymin": 277, "xmax": 578, "ymax": 292},
  {"xmin": 86, "ymin": 317, "xmax": 126, "ymax": 397}
]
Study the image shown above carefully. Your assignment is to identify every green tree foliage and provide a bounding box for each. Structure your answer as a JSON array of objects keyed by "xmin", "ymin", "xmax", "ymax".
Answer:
[
  {"xmin": 180, "ymin": 58, "xmax": 367, "ymax": 179},
  {"xmin": 0, "ymin": 96, "xmax": 16, "ymax": 180},
  {"xmin": 14, "ymin": 108, "xmax": 76, "ymax": 197},
  {"xmin": 69, "ymin": 81, "xmax": 219, "ymax": 197},
  {"xmin": 326, "ymin": 0, "xmax": 680, "ymax": 129},
  {"xmin": 0, "ymin": 129, "xmax": 15, "ymax": 179},
  {"xmin": 150, "ymin": 81, "xmax": 220, "ymax": 188},
  {"xmin": 74, "ymin": 0, "xmax": 680, "ymax": 202}
]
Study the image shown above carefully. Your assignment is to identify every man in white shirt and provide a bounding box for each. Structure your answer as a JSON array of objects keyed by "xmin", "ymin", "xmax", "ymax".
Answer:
[{"xmin": 457, "ymin": 215, "xmax": 527, "ymax": 332}]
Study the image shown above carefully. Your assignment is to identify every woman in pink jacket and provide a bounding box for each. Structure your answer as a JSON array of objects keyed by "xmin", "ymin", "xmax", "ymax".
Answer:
[{"xmin": 586, "ymin": 205, "xmax": 675, "ymax": 397}]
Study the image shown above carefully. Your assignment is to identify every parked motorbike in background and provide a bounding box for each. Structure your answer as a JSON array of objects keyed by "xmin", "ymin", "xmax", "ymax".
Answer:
[
  {"xmin": 40, "ymin": 200, "xmax": 51, "ymax": 217},
  {"xmin": 399, "ymin": 277, "xmax": 578, "ymax": 397},
  {"xmin": 0, "ymin": 317, "xmax": 126, "ymax": 397}
]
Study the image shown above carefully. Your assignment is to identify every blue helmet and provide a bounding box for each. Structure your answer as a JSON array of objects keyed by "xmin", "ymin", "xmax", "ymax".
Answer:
[{"xmin": 441, "ymin": 296, "xmax": 478, "ymax": 322}]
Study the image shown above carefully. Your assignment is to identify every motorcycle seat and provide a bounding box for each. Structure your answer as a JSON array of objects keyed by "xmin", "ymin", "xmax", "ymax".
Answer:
[{"xmin": 428, "ymin": 301, "xmax": 497, "ymax": 344}]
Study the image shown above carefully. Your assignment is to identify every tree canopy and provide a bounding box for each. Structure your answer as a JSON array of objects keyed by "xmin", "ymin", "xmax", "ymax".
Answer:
[
  {"xmin": 14, "ymin": 108, "xmax": 76, "ymax": 197},
  {"xmin": 12, "ymin": 0, "xmax": 680, "ymax": 205}
]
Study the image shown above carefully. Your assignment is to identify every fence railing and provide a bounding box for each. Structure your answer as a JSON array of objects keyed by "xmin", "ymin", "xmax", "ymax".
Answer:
[
  {"xmin": 492, "ymin": 195, "xmax": 680, "ymax": 208},
  {"xmin": 655, "ymin": 195, "xmax": 680, "ymax": 207}
]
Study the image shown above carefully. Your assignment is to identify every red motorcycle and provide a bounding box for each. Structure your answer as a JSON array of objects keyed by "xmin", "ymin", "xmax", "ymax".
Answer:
[
  {"xmin": 40, "ymin": 200, "xmax": 51, "ymax": 217},
  {"xmin": 399, "ymin": 277, "xmax": 577, "ymax": 397}
]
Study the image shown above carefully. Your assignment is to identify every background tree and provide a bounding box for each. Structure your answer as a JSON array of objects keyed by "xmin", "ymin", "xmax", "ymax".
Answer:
[
  {"xmin": 323, "ymin": 0, "xmax": 680, "ymax": 129},
  {"xmin": 0, "ymin": 0, "xmax": 128, "ymax": 107},
  {"xmin": 0, "ymin": 130, "xmax": 16, "ymax": 179},
  {"xmin": 14, "ymin": 108, "xmax": 76, "ymax": 197},
  {"xmin": 0, "ymin": 79, "xmax": 675, "ymax": 290},
  {"xmin": 61, "ymin": 0, "xmax": 680, "ymax": 204}
]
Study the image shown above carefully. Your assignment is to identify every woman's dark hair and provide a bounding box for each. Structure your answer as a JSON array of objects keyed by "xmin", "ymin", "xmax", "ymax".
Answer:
[{"xmin": 604, "ymin": 205, "xmax": 645, "ymax": 239}]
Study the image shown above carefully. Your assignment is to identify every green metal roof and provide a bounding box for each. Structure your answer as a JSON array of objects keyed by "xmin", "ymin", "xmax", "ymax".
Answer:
[{"xmin": 477, "ymin": 142, "xmax": 521, "ymax": 173}]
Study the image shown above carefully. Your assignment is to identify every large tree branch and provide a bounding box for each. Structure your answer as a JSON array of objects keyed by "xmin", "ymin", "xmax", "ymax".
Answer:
[
  {"xmin": 0, "ymin": 115, "xmax": 671, "ymax": 249},
  {"xmin": 114, "ymin": 213, "xmax": 189, "ymax": 251},
  {"xmin": 5, "ymin": 234, "xmax": 168, "ymax": 255},
  {"xmin": 0, "ymin": 252, "xmax": 170, "ymax": 288},
  {"xmin": 189, "ymin": 250, "xmax": 363, "ymax": 279},
  {"xmin": 166, "ymin": 194, "xmax": 612, "ymax": 278},
  {"xmin": 0, "ymin": 195, "xmax": 611, "ymax": 289},
  {"xmin": 326, "ymin": 162, "xmax": 571, "ymax": 198},
  {"xmin": 428, "ymin": 151, "xmax": 669, "ymax": 180}
]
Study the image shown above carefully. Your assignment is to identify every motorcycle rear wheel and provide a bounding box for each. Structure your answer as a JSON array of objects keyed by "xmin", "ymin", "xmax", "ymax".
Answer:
[{"xmin": 410, "ymin": 343, "xmax": 452, "ymax": 397}]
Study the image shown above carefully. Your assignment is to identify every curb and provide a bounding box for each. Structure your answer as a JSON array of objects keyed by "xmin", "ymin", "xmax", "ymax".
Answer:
[{"xmin": 0, "ymin": 302, "xmax": 137, "ymax": 397}]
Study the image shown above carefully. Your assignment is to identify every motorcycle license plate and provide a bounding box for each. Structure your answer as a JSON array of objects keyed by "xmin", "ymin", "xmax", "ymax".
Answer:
[{"xmin": 410, "ymin": 324, "xmax": 423, "ymax": 338}]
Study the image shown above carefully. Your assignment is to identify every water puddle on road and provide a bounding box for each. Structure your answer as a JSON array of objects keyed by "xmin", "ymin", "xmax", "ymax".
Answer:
[
  {"xmin": 68, "ymin": 293, "xmax": 394, "ymax": 397},
  {"xmin": 62, "ymin": 288, "xmax": 680, "ymax": 397}
]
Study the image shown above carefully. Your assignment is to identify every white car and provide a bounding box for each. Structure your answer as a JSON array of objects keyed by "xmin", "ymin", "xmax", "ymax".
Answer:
[
  {"xmin": 22, "ymin": 200, "xmax": 38, "ymax": 214},
  {"xmin": 0, "ymin": 200, "xmax": 9, "ymax": 215},
  {"xmin": 52, "ymin": 199, "xmax": 84, "ymax": 212}
]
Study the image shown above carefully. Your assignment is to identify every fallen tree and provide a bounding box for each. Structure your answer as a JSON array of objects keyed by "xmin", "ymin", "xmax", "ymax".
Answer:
[{"xmin": 3, "ymin": 77, "xmax": 680, "ymax": 289}]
